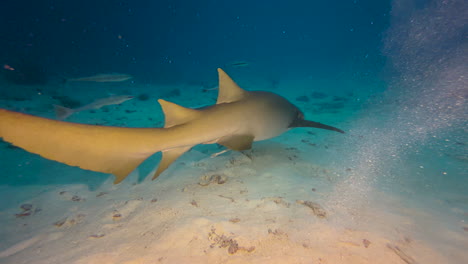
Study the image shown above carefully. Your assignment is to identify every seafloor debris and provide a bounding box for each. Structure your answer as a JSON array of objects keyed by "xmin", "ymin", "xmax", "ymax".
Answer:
[
  {"xmin": 296, "ymin": 200, "xmax": 327, "ymax": 218},
  {"xmin": 53, "ymin": 213, "xmax": 86, "ymax": 228},
  {"xmin": 272, "ymin": 197, "xmax": 291, "ymax": 208},
  {"xmin": 53, "ymin": 218, "xmax": 67, "ymax": 227},
  {"xmin": 88, "ymin": 233, "xmax": 105, "ymax": 239},
  {"xmin": 284, "ymin": 147, "xmax": 299, "ymax": 161},
  {"xmin": 15, "ymin": 203, "xmax": 41, "ymax": 218},
  {"xmin": 259, "ymin": 197, "xmax": 291, "ymax": 208},
  {"xmin": 218, "ymin": 195, "xmax": 235, "ymax": 202},
  {"xmin": 96, "ymin": 192, "xmax": 108, "ymax": 197},
  {"xmin": 257, "ymin": 197, "xmax": 290, "ymax": 208},
  {"xmin": 362, "ymin": 239, "xmax": 371, "ymax": 248},
  {"xmin": 71, "ymin": 195, "xmax": 82, "ymax": 202},
  {"xmin": 20, "ymin": 204, "xmax": 33, "ymax": 211},
  {"xmin": 226, "ymin": 153, "xmax": 253, "ymax": 167},
  {"xmin": 112, "ymin": 211, "xmax": 122, "ymax": 221},
  {"xmin": 208, "ymin": 227, "xmax": 255, "ymax": 255},
  {"xmin": 190, "ymin": 200, "xmax": 199, "ymax": 207},
  {"xmin": 229, "ymin": 218, "xmax": 241, "ymax": 223},
  {"xmin": 59, "ymin": 191, "xmax": 85, "ymax": 202},
  {"xmin": 268, "ymin": 228, "xmax": 289, "ymax": 238},
  {"xmin": 301, "ymin": 139, "xmax": 317, "ymax": 147},
  {"xmin": 198, "ymin": 173, "xmax": 227, "ymax": 186},
  {"xmin": 386, "ymin": 243, "xmax": 416, "ymax": 264}
]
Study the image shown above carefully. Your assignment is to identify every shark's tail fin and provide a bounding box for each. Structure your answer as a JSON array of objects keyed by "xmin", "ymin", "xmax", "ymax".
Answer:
[
  {"xmin": 0, "ymin": 109, "xmax": 168, "ymax": 183},
  {"xmin": 53, "ymin": 105, "xmax": 74, "ymax": 120}
]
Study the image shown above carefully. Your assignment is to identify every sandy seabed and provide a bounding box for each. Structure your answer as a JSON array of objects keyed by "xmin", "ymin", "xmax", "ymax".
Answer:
[{"xmin": 0, "ymin": 143, "xmax": 466, "ymax": 264}]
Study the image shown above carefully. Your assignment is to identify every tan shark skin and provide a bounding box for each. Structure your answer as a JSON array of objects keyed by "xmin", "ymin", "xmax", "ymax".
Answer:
[{"xmin": 0, "ymin": 68, "xmax": 344, "ymax": 184}]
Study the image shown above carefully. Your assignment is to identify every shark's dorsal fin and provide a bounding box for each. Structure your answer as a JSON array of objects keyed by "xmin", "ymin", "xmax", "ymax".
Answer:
[
  {"xmin": 216, "ymin": 68, "xmax": 249, "ymax": 104},
  {"xmin": 158, "ymin": 99, "xmax": 202, "ymax": 128}
]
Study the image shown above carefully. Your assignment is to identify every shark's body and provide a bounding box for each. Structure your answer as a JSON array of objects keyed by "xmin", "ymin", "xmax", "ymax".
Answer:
[{"xmin": 0, "ymin": 69, "xmax": 344, "ymax": 184}]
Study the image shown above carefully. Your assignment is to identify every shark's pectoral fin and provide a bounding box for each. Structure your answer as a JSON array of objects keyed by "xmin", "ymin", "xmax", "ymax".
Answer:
[
  {"xmin": 218, "ymin": 134, "xmax": 254, "ymax": 151},
  {"xmin": 152, "ymin": 146, "xmax": 192, "ymax": 180},
  {"xmin": 112, "ymin": 159, "xmax": 148, "ymax": 184}
]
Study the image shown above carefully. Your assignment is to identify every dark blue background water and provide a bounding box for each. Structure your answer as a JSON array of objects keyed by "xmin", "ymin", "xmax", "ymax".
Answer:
[{"xmin": 0, "ymin": 0, "xmax": 390, "ymax": 84}]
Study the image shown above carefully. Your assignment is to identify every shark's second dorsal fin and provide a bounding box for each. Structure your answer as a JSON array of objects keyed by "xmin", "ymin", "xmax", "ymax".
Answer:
[
  {"xmin": 216, "ymin": 68, "xmax": 248, "ymax": 104},
  {"xmin": 158, "ymin": 99, "xmax": 202, "ymax": 128}
]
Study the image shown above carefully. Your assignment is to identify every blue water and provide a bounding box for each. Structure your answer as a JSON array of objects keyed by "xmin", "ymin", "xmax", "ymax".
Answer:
[
  {"xmin": 0, "ymin": 0, "xmax": 466, "ymax": 263},
  {"xmin": 0, "ymin": 0, "xmax": 389, "ymax": 83}
]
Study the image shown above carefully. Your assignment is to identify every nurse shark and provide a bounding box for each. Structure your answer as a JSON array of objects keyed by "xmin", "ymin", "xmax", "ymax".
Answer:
[{"xmin": 0, "ymin": 69, "xmax": 344, "ymax": 184}]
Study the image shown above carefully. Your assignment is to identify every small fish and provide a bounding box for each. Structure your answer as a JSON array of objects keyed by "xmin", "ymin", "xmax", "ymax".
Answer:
[
  {"xmin": 66, "ymin": 73, "xmax": 133, "ymax": 83},
  {"xmin": 54, "ymin": 95, "xmax": 134, "ymax": 120},
  {"xmin": 3, "ymin": 64, "xmax": 15, "ymax": 71},
  {"xmin": 229, "ymin": 61, "xmax": 249, "ymax": 68}
]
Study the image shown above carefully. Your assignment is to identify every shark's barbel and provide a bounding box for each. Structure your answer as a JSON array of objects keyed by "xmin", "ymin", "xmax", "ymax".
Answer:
[{"xmin": 0, "ymin": 68, "xmax": 344, "ymax": 184}]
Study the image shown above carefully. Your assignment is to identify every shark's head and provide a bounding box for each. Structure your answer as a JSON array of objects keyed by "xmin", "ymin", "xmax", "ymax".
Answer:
[
  {"xmin": 244, "ymin": 91, "xmax": 344, "ymax": 142},
  {"xmin": 288, "ymin": 106, "xmax": 345, "ymax": 134}
]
